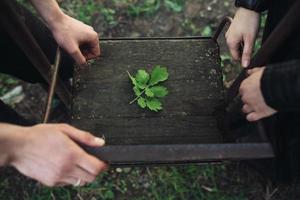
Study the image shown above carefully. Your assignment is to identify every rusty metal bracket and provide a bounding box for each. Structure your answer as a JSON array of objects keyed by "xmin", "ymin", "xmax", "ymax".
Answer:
[{"xmin": 213, "ymin": 16, "xmax": 232, "ymax": 42}]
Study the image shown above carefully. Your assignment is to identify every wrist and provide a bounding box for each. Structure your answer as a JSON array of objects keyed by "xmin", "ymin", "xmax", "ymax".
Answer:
[
  {"xmin": 236, "ymin": 7, "xmax": 260, "ymax": 17},
  {"xmin": 29, "ymin": 0, "xmax": 66, "ymax": 31},
  {"xmin": 0, "ymin": 124, "xmax": 27, "ymax": 166},
  {"xmin": 45, "ymin": 11, "xmax": 66, "ymax": 31}
]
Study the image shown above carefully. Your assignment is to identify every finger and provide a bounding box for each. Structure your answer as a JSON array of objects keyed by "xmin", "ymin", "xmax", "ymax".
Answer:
[
  {"xmin": 241, "ymin": 37, "xmax": 254, "ymax": 68},
  {"xmin": 59, "ymin": 177, "xmax": 87, "ymax": 187},
  {"xmin": 69, "ymin": 166, "xmax": 97, "ymax": 183},
  {"xmin": 56, "ymin": 177, "xmax": 79, "ymax": 186},
  {"xmin": 227, "ymin": 39, "xmax": 241, "ymax": 61},
  {"xmin": 83, "ymin": 43, "xmax": 100, "ymax": 60},
  {"xmin": 71, "ymin": 48, "xmax": 87, "ymax": 65},
  {"xmin": 84, "ymin": 34, "xmax": 101, "ymax": 60},
  {"xmin": 242, "ymin": 104, "xmax": 253, "ymax": 114},
  {"xmin": 246, "ymin": 112, "xmax": 262, "ymax": 122},
  {"xmin": 77, "ymin": 152, "xmax": 108, "ymax": 176},
  {"xmin": 239, "ymin": 84, "xmax": 245, "ymax": 96},
  {"xmin": 88, "ymin": 26, "xmax": 94, "ymax": 31},
  {"xmin": 241, "ymin": 95, "xmax": 249, "ymax": 104},
  {"xmin": 59, "ymin": 124, "xmax": 105, "ymax": 147}
]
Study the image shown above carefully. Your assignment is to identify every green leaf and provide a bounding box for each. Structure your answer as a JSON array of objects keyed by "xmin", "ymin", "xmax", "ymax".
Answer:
[
  {"xmin": 164, "ymin": 0, "xmax": 184, "ymax": 12},
  {"xmin": 201, "ymin": 26, "xmax": 212, "ymax": 37},
  {"xmin": 149, "ymin": 66, "xmax": 169, "ymax": 86},
  {"xmin": 150, "ymin": 86, "xmax": 168, "ymax": 97},
  {"xmin": 128, "ymin": 66, "xmax": 169, "ymax": 112},
  {"xmin": 137, "ymin": 97, "xmax": 147, "ymax": 108},
  {"xmin": 145, "ymin": 87, "xmax": 154, "ymax": 97},
  {"xmin": 136, "ymin": 69, "xmax": 150, "ymax": 85},
  {"xmin": 104, "ymin": 190, "xmax": 115, "ymax": 199},
  {"xmin": 127, "ymin": 71, "xmax": 146, "ymax": 89},
  {"xmin": 133, "ymin": 86, "xmax": 141, "ymax": 96},
  {"xmin": 135, "ymin": 69, "xmax": 149, "ymax": 89},
  {"xmin": 146, "ymin": 98, "xmax": 162, "ymax": 112}
]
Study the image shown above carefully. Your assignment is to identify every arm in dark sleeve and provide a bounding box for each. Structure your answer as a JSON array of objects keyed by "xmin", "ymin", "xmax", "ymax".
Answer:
[
  {"xmin": 235, "ymin": 0, "xmax": 270, "ymax": 12},
  {"xmin": 261, "ymin": 60, "xmax": 300, "ymax": 111}
]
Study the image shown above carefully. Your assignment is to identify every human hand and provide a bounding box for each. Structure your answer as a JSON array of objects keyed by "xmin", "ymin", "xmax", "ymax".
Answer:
[
  {"xmin": 10, "ymin": 124, "xmax": 108, "ymax": 187},
  {"xmin": 49, "ymin": 14, "xmax": 100, "ymax": 65},
  {"xmin": 239, "ymin": 67, "xmax": 277, "ymax": 121},
  {"xmin": 225, "ymin": 8, "xmax": 260, "ymax": 67}
]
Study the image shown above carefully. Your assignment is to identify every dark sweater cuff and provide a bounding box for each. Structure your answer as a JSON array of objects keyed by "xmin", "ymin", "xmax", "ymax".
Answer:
[
  {"xmin": 235, "ymin": 0, "xmax": 269, "ymax": 12},
  {"xmin": 261, "ymin": 60, "xmax": 300, "ymax": 111}
]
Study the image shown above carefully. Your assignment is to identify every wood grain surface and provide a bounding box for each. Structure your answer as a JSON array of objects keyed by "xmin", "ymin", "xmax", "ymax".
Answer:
[{"xmin": 72, "ymin": 38, "xmax": 224, "ymax": 145}]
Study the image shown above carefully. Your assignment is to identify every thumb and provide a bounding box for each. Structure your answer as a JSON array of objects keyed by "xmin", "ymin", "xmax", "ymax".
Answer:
[
  {"xmin": 241, "ymin": 38, "xmax": 254, "ymax": 68},
  {"xmin": 60, "ymin": 124, "xmax": 105, "ymax": 147}
]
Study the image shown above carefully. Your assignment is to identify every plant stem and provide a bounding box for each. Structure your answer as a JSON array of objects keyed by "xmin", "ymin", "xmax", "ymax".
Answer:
[{"xmin": 129, "ymin": 89, "xmax": 146, "ymax": 104}]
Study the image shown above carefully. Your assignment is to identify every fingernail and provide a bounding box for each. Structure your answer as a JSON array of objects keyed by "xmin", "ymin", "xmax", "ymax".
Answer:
[
  {"xmin": 94, "ymin": 137, "xmax": 105, "ymax": 146},
  {"xmin": 242, "ymin": 60, "xmax": 249, "ymax": 68}
]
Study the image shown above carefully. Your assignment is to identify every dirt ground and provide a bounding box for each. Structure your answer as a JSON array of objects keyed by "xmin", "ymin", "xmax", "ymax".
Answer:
[{"xmin": 1, "ymin": 0, "xmax": 300, "ymax": 199}]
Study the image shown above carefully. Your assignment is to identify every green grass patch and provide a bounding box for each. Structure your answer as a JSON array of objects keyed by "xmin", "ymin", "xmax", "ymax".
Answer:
[
  {"xmin": 0, "ymin": 74, "xmax": 18, "ymax": 96},
  {"xmin": 0, "ymin": 165, "xmax": 248, "ymax": 200}
]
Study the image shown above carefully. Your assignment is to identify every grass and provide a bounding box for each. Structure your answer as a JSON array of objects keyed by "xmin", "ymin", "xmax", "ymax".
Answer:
[
  {"xmin": 60, "ymin": 0, "xmax": 117, "ymax": 26},
  {"xmin": 0, "ymin": 74, "xmax": 18, "ymax": 96},
  {"xmin": 60, "ymin": 0, "xmax": 185, "ymax": 26},
  {"xmin": 1, "ymin": 164, "xmax": 253, "ymax": 199}
]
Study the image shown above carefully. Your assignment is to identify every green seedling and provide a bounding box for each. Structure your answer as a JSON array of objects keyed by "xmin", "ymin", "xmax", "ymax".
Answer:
[{"xmin": 127, "ymin": 65, "xmax": 169, "ymax": 112}]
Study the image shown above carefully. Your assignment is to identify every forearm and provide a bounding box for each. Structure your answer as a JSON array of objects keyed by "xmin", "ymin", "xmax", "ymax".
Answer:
[
  {"xmin": 29, "ymin": 0, "xmax": 65, "ymax": 29},
  {"xmin": 261, "ymin": 60, "xmax": 300, "ymax": 111},
  {"xmin": 0, "ymin": 123, "xmax": 24, "ymax": 166}
]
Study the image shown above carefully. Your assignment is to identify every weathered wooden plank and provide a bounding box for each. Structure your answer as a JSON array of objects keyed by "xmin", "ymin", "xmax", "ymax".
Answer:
[
  {"xmin": 72, "ymin": 116, "xmax": 220, "ymax": 145},
  {"xmin": 72, "ymin": 38, "xmax": 224, "ymax": 145}
]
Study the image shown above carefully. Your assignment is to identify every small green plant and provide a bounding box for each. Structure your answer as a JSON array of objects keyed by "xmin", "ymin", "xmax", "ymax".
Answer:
[
  {"xmin": 0, "ymin": 74, "xmax": 18, "ymax": 96},
  {"xmin": 201, "ymin": 25, "xmax": 213, "ymax": 37},
  {"xmin": 164, "ymin": 0, "xmax": 184, "ymax": 12},
  {"xmin": 127, "ymin": 0, "xmax": 161, "ymax": 17},
  {"xmin": 127, "ymin": 65, "xmax": 169, "ymax": 112}
]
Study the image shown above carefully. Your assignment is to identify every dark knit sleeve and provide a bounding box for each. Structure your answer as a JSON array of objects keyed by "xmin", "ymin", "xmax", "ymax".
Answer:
[
  {"xmin": 261, "ymin": 60, "xmax": 300, "ymax": 111},
  {"xmin": 235, "ymin": 0, "xmax": 270, "ymax": 12}
]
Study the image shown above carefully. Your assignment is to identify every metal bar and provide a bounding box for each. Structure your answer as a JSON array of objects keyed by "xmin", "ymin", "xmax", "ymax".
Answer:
[
  {"xmin": 43, "ymin": 48, "xmax": 61, "ymax": 123},
  {"xmin": 0, "ymin": 0, "xmax": 71, "ymax": 107},
  {"xmin": 100, "ymin": 36, "xmax": 211, "ymax": 41},
  {"xmin": 81, "ymin": 143, "xmax": 275, "ymax": 166},
  {"xmin": 213, "ymin": 17, "xmax": 232, "ymax": 41}
]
